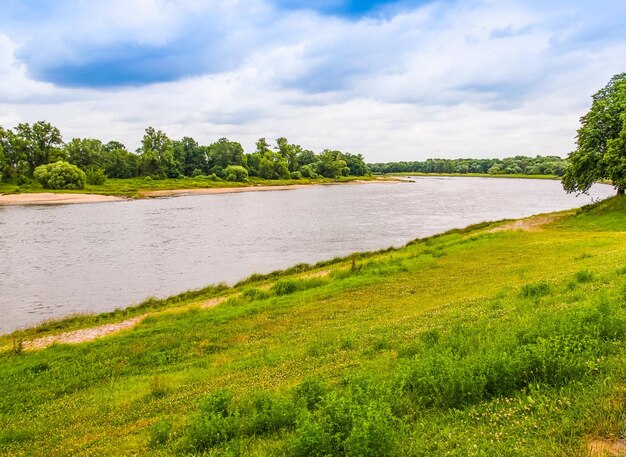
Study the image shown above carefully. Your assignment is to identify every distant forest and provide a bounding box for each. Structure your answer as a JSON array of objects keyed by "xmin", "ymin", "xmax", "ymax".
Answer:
[
  {"xmin": 0, "ymin": 121, "xmax": 567, "ymax": 189},
  {"xmin": 0, "ymin": 122, "xmax": 370, "ymax": 185},
  {"xmin": 368, "ymin": 156, "xmax": 567, "ymax": 176}
]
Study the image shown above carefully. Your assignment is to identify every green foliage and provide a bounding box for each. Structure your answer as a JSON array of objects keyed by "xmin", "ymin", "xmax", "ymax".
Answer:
[
  {"xmin": 563, "ymin": 73, "xmax": 626, "ymax": 194},
  {"xmin": 33, "ymin": 161, "xmax": 86, "ymax": 189},
  {"xmin": 259, "ymin": 150, "xmax": 290, "ymax": 179},
  {"xmin": 520, "ymin": 281, "xmax": 551, "ymax": 299},
  {"xmin": 574, "ymin": 270, "xmax": 594, "ymax": 283},
  {"xmin": 148, "ymin": 420, "xmax": 172, "ymax": 448},
  {"xmin": 65, "ymin": 138, "xmax": 104, "ymax": 170},
  {"xmin": 317, "ymin": 150, "xmax": 349, "ymax": 178},
  {"xmin": 271, "ymin": 277, "xmax": 328, "ymax": 296},
  {"xmin": 207, "ymin": 138, "xmax": 245, "ymax": 177},
  {"xmin": 370, "ymin": 155, "xmax": 566, "ymax": 176},
  {"xmin": 0, "ymin": 121, "xmax": 374, "ymax": 189},
  {"xmin": 85, "ymin": 168, "xmax": 107, "ymax": 185},
  {"xmin": 139, "ymin": 126, "xmax": 178, "ymax": 178},
  {"xmin": 224, "ymin": 165, "xmax": 248, "ymax": 182}
]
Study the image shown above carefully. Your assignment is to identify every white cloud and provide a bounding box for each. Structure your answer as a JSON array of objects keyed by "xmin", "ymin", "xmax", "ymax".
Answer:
[{"xmin": 1, "ymin": 0, "xmax": 625, "ymax": 161}]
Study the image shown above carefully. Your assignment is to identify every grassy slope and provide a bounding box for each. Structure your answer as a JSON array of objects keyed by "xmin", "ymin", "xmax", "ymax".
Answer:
[
  {"xmin": 1, "ymin": 197, "xmax": 626, "ymax": 456},
  {"xmin": 0, "ymin": 176, "xmax": 377, "ymax": 198}
]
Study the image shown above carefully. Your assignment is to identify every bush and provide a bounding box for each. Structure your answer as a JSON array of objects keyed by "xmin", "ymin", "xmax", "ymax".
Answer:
[
  {"xmin": 33, "ymin": 161, "xmax": 86, "ymax": 189},
  {"xmin": 301, "ymin": 164, "xmax": 319, "ymax": 178},
  {"xmin": 224, "ymin": 165, "xmax": 249, "ymax": 182},
  {"xmin": 291, "ymin": 171, "xmax": 303, "ymax": 180},
  {"xmin": 85, "ymin": 168, "xmax": 107, "ymax": 185},
  {"xmin": 574, "ymin": 270, "xmax": 594, "ymax": 283},
  {"xmin": 191, "ymin": 168, "xmax": 204, "ymax": 178},
  {"xmin": 520, "ymin": 281, "xmax": 551, "ymax": 299},
  {"xmin": 271, "ymin": 277, "xmax": 328, "ymax": 296}
]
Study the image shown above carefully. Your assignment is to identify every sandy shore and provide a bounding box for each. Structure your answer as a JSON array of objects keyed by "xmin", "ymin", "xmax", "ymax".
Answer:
[
  {"xmin": 140, "ymin": 179, "xmax": 400, "ymax": 198},
  {"xmin": 0, "ymin": 193, "xmax": 125, "ymax": 206},
  {"xmin": 0, "ymin": 179, "xmax": 404, "ymax": 206}
]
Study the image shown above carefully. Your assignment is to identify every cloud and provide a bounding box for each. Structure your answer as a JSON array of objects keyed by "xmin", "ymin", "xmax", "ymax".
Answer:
[{"xmin": 0, "ymin": 0, "xmax": 626, "ymax": 162}]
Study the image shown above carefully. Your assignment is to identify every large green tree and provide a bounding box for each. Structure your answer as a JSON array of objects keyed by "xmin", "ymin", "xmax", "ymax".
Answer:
[
  {"xmin": 563, "ymin": 73, "xmax": 626, "ymax": 194},
  {"xmin": 207, "ymin": 138, "xmax": 245, "ymax": 177},
  {"xmin": 65, "ymin": 138, "xmax": 104, "ymax": 170},
  {"xmin": 139, "ymin": 127, "xmax": 178, "ymax": 178}
]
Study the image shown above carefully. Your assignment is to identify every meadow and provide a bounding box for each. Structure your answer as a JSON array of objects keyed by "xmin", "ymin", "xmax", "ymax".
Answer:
[{"xmin": 1, "ymin": 196, "xmax": 626, "ymax": 456}]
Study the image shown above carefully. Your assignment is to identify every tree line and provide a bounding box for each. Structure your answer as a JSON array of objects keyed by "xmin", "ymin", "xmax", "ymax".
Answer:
[
  {"xmin": 0, "ymin": 123, "xmax": 371, "ymax": 187},
  {"xmin": 368, "ymin": 156, "xmax": 567, "ymax": 176}
]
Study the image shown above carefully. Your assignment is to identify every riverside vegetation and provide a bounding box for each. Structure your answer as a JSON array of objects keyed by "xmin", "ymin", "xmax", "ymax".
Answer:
[
  {"xmin": 0, "ymin": 125, "xmax": 372, "ymax": 196},
  {"xmin": 1, "ymin": 195, "xmax": 626, "ymax": 456}
]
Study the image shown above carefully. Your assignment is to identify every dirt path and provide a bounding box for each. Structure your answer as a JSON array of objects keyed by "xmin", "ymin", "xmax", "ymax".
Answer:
[
  {"xmin": 23, "ymin": 315, "xmax": 148, "ymax": 350},
  {"xmin": 200, "ymin": 296, "xmax": 230, "ymax": 309},
  {"xmin": 588, "ymin": 438, "xmax": 626, "ymax": 456},
  {"xmin": 0, "ymin": 193, "xmax": 124, "ymax": 205},
  {"xmin": 487, "ymin": 213, "xmax": 568, "ymax": 233}
]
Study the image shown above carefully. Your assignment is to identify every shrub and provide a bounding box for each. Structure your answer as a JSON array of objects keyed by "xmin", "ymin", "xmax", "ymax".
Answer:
[
  {"xmin": 574, "ymin": 270, "xmax": 594, "ymax": 283},
  {"xmin": 294, "ymin": 377, "xmax": 327, "ymax": 410},
  {"xmin": 291, "ymin": 171, "xmax": 303, "ymax": 180},
  {"xmin": 85, "ymin": 168, "xmax": 107, "ymax": 185},
  {"xmin": 224, "ymin": 165, "xmax": 248, "ymax": 182},
  {"xmin": 241, "ymin": 391, "xmax": 298, "ymax": 435},
  {"xmin": 520, "ymin": 281, "xmax": 551, "ymax": 299},
  {"xmin": 191, "ymin": 168, "xmax": 204, "ymax": 178},
  {"xmin": 300, "ymin": 164, "xmax": 319, "ymax": 178},
  {"xmin": 271, "ymin": 277, "xmax": 328, "ymax": 296},
  {"xmin": 207, "ymin": 173, "xmax": 222, "ymax": 181},
  {"xmin": 33, "ymin": 161, "xmax": 86, "ymax": 189}
]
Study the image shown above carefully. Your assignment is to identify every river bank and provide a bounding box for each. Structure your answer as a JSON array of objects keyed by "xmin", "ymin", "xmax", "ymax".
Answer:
[
  {"xmin": 0, "ymin": 177, "xmax": 400, "ymax": 205},
  {"xmin": 1, "ymin": 196, "xmax": 625, "ymax": 455}
]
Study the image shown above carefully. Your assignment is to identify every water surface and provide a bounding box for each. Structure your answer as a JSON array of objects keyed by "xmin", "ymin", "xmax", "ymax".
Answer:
[{"xmin": 0, "ymin": 177, "xmax": 614, "ymax": 333}]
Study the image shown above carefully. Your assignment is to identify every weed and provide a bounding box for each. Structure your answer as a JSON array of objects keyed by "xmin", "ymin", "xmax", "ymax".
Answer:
[
  {"xmin": 574, "ymin": 270, "xmax": 594, "ymax": 283},
  {"xmin": 148, "ymin": 420, "xmax": 172, "ymax": 448},
  {"xmin": 521, "ymin": 281, "xmax": 551, "ymax": 299}
]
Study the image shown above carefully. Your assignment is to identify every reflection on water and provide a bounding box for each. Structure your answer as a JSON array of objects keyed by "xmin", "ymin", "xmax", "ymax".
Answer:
[{"xmin": 0, "ymin": 177, "xmax": 614, "ymax": 333}]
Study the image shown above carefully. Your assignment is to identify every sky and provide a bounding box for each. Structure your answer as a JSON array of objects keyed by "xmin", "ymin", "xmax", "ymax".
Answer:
[{"xmin": 0, "ymin": 0, "xmax": 625, "ymax": 162}]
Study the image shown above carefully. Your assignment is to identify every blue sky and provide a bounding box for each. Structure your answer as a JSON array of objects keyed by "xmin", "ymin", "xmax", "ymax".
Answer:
[{"xmin": 0, "ymin": 0, "xmax": 625, "ymax": 160}]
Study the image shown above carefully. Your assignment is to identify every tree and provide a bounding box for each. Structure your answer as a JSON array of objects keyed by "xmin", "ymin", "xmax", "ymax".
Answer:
[
  {"xmin": 14, "ymin": 121, "xmax": 64, "ymax": 172},
  {"xmin": 276, "ymin": 137, "xmax": 299, "ymax": 172},
  {"xmin": 258, "ymin": 151, "xmax": 290, "ymax": 179},
  {"xmin": 255, "ymin": 138, "xmax": 271, "ymax": 156},
  {"xmin": 65, "ymin": 138, "xmax": 104, "ymax": 170},
  {"xmin": 139, "ymin": 127, "xmax": 178, "ymax": 178},
  {"xmin": 317, "ymin": 150, "xmax": 348, "ymax": 178},
  {"xmin": 563, "ymin": 73, "xmax": 626, "ymax": 195},
  {"xmin": 34, "ymin": 161, "xmax": 86, "ymax": 189},
  {"xmin": 207, "ymin": 138, "xmax": 245, "ymax": 177},
  {"xmin": 343, "ymin": 153, "xmax": 370, "ymax": 176},
  {"xmin": 173, "ymin": 137, "xmax": 207, "ymax": 176}
]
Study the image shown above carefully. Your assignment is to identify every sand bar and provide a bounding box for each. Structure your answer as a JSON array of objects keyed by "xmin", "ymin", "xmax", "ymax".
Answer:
[
  {"xmin": 141, "ymin": 179, "xmax": 401, "ymax": 198},
  {"xmin": 0, "ymin": 179, "xmax": 404, "ymax": 206},
  {"xmin": 0, "ymin": 193, "xmax": 125, "ymax": 206}
]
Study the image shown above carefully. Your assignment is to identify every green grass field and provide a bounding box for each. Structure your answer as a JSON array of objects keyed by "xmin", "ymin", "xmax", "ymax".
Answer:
[
  {"xmin": 0, "ymin": 175, "xmax": 377, "ymax": 198},
  {"xmin": 1, "ymin": 197, "xmax": 626, "ymax": 456}
]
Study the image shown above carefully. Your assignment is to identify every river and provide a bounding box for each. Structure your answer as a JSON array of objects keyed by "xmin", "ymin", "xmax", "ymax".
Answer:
[{"xmin": 0, "ymin": 177, "xmax": 615, "ymax": 333}]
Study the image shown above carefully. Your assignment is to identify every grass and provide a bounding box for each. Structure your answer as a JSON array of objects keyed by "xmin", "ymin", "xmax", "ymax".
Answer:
[
  {"xmin": 1, "ymin": 196, "xmax": 626, "ymax": 455},
  {"xmin": 0, "ymin": 175, "xmax": 379, "ymax": 198}
]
